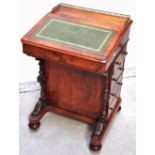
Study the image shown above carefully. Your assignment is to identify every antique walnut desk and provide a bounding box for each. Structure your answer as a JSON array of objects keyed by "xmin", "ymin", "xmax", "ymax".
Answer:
[{"xmin": 21, "ymin": 3, "xmax": 132, "ymax": 151}]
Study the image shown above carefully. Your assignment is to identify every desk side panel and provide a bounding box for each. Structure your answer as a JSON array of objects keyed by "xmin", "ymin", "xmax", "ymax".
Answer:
[{"xmin": 45, "ymin": 61, "xmax": 105, "ymax": 119}]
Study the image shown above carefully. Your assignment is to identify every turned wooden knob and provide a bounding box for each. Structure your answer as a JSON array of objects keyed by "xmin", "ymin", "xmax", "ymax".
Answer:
[
  {"xmin": 112, "ymin": 78, "xmax": 117, "ymax": 81},
  {"xmin": 117, "ymin": 82, "xmax": 122, "ymax": 85},
  {"xmin": 122, "ymin": 51, "xmax": 128, "ymax": 55},
  {"xmin": 115, "ymin": 61, "xmax": 121, "ymax": 66},
  {"xmin": 110, "ymin": 93, "xmax": 117, "ymax": 97},
  {"xmin": 118, "ymin": 67, "xmax": 124, "ymax": 71}
]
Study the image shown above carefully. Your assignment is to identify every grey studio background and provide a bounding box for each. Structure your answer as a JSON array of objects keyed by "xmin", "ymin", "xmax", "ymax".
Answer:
[{"xmin": 19, "ymin": 1, "xmax": 136, "ymax": 155}]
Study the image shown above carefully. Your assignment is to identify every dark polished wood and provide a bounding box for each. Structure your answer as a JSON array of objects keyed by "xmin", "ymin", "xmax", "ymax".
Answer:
[{"xmin": 21, "ymin": 3, "xmax": 132, "ymax": 151}]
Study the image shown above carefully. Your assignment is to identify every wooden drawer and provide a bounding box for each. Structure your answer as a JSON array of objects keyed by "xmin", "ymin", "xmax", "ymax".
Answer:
[
  {"xmin": 112, "ymin": 50, "xmax": 127, "ymax": 80},
  {"xmin": 109, "ymin": 88, "xmax": 121, "ymax": 109},
  {"xmin": 108, "ymin": 49, "xmax": 126, "ymax": 112},
  {"xmin": 111, "ymin": 72, "xmax": 123, "ymax": 94},
  {"xmin": 109, "ymin": 72, "xmax": 123, "ymax": 105}
]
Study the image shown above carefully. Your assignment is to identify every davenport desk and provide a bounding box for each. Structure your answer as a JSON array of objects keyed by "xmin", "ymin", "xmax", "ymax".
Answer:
[{"xmin": 21, "ymin": 3, "xmax": 133, "ymax": 151}]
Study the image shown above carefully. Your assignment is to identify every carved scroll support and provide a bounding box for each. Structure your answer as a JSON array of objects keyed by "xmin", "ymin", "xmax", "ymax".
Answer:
[{"xmin": 28, "ymin": 58, "xmax": 48, "ymax": 130}]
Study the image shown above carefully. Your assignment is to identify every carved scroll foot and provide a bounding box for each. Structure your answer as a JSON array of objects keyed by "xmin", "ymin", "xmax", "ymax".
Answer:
[{"xmin": 28, "ymin": 98, "xmax": 48, "ymax": 130}]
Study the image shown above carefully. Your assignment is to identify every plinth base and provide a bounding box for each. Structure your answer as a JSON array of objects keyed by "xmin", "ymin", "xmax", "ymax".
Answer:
[{"xmin": 28, "ymin": 97, "xmax": 121, "ymax": 151}]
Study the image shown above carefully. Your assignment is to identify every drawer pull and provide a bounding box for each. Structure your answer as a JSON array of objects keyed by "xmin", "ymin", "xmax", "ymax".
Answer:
[
  {"xmin": 117, "ymin": 82, "xmax": 122, "ymax": 86},
  {"xmin": 110, "ymin": 93, "xmax": 117, "ymax": 97},
  {"xmin": 112, "ymin": 78, "xmax": 117, "ymax": 81},
  {"xmin": 122, "ymin": 51, "xmax": 128, "ymax": 55},
  {"xmin": 118, "ymin": 67, "xmax": 124, "ymax": 71},
  {"xmin": 115, "ymin": 61, "xmax": 121, "ymax": 66}
]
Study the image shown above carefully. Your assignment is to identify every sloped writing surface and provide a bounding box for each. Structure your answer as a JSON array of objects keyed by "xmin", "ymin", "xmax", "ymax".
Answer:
[{"xmin": 32, "ymin": 18, "xmax": 115, "ymax": 55}]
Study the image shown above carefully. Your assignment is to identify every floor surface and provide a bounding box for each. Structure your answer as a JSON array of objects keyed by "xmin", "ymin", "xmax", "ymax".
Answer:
[{"xmin": 19, "ymin": 71, "xmax": 136, "ymax": 155}]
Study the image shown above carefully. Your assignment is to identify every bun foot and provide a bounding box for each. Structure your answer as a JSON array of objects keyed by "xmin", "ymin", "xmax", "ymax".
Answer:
[
  {"xmin": 117, "ymin": 106, "xmax": 121, "ymax": 112},
  {"xmin": 28, "ymin": 122, "xmax": 40, "ymax": 130},
  {"xmin": 89, "ymin": 143, "xmax": 102, "ymax": 151}
]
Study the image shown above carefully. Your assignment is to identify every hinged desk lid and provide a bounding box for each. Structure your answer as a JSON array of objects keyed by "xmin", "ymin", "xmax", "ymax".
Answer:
[
  {"xmin": 21, "ymin": 3, "xmax": 132, "ymax": 73},
  {"xmin": 32, "ymin": 18, "xmax": 115, "ymax": 57}
]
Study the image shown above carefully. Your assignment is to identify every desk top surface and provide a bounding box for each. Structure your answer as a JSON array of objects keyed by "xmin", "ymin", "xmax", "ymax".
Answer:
[
  {"xmin": 32, "ymin": 18, "xmax": 115, "ymax": 55},
  {"xmin": 22, "ymin": 3, "xmax": 132, "ymax": 62}
]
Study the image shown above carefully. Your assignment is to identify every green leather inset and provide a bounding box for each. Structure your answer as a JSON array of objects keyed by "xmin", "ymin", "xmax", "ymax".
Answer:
[{"xmin": 32, "ymin": 18, "xmax": 115, "ymax": 54}]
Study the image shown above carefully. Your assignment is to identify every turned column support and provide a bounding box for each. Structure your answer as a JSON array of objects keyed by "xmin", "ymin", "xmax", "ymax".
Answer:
[
  {"xmin": 90, "ymin": 71, "xmax": 111, "ymax": 151},
  {"xmin": 89, "ymin": 98, "xmax": 121, "ymax": 151}
]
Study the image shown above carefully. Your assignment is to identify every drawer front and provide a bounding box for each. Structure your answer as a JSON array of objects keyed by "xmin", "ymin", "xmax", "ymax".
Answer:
[
  {"xmin": 108, "ymin": 45, "xmax": 127, "ymax": 112},
  {"xmin": 109, "ymin": 88, "xmax": 121, "ymax": 109},
  {"xmin": 112, "ymin": 52, "xmax": 126, "ymax": 80},
  {"xmin": 111, "ymin": 73, "xmax": 123, "ymax": 96},
  {"xmin": 109, "ymin": 72, "xmax": 123, "ymax": 105}
]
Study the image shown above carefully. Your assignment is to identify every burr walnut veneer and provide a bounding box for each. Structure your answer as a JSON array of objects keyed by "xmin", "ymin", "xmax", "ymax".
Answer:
[{"xmin": 21, "ymin": 3, "xmax": 132, "ymax": 151}]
